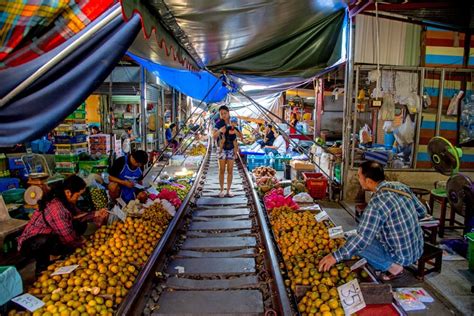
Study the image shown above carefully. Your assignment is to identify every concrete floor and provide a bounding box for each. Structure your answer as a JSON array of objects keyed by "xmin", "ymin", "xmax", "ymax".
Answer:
[{"xmin": 337, "ymin": 201, "xmax": 473, "ymax": 316}]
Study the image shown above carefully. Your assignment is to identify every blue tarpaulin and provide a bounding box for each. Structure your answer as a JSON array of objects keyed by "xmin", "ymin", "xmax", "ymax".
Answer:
[
  {"xmin": 128, "ymin": 52, "xmax": 229, "ymax": 103},
  {"xmin": 0, "ymin": 6, "xmax": 141, "ymax": 146}
]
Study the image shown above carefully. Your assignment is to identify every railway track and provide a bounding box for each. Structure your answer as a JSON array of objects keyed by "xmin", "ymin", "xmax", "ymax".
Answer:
[{"xmin": 118, "ymin": 146, "xmax": 294, "ymax": 315}]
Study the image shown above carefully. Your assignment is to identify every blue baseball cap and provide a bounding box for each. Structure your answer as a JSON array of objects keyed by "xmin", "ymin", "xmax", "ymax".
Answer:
[{"xmin": 230, "ymin": 117, "xmax": 238, "ymax": 123}]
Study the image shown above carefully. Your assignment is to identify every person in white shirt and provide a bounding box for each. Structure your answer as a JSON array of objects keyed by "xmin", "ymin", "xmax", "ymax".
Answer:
[{"xmin": 263, "ymin": 128, "xmax": 286, "ymax": 156}]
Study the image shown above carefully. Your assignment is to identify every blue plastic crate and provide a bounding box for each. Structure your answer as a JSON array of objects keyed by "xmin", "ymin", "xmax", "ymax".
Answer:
[
  {"xmin": 247, "ymin": 155, "xmax": 270, "ymax": 171},
  {"xmin": 8, "ymin": 157, "xmax": 25, "ymax": 170},
  {"xmin": 273, "ymin": 156, "xmax": 292, "ymax": 171},
  {"xmin": 0, "ymin": 178, "xmax": 19, "ymax": 193}
]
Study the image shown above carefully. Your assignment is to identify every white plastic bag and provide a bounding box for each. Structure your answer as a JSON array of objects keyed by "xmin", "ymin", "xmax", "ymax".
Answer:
[
  {"xmin": 394, "ymin": 115, "xmax": 415, "ymax": 146},
  {"xmin": 293, "ymin": 193, "xmax": 314, "ymax": 203},
  {"xmin": 379, "ymin": 93, "xmax": 395, "ymax": 121},
  {"xmin": 383, "ymin": 121, "xmax": 394, "ymax": 133},
  {"xmin": 122, "ymin": 138, "xmax": 131, "ymax": 154},
  {"xmin": 447, "ymin": 90, "xmax": 464, "ymax": 116},
  {"xmin": 359, "ymin": 124, "xmax": 372, "ymax": 144}
]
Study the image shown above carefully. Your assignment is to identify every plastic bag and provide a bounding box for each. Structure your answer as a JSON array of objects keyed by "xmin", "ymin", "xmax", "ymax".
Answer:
[
  {"xmin": 394, "ymin": 115, "xmax": 415, "ymax": 146},
  {"xmin": 406, "ymin": 92, "xmax": 421, "ymax": 114},
  {"xmin": 293, "ymin": 192, "xmax": 314, "ymax": 203},
  {"xmin": 379, "ymin": 93, "xmax": 395, "ymax": 120},
  {"xmin": 383, "ymin": 121, "xmax": 394, "ymax": 133},
  {"xmin": 359, "ymin": 124, "xmax": 372, "ymax": 144},
  {"xmin": 122, "ymin": 138, "xmax": 131, "ymax": 154},
  {"xmin": 447, "ymin": 90, "xmax": 464, "ymax": 116}
]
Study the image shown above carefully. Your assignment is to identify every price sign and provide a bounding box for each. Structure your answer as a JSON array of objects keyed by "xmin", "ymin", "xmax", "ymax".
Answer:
[
  {"xmin": 116, "ymin": 198, "xmax": 126, "ymax": 208},
  {"xmin": 337, "ymin": 279, "xmax": 366, "ymax": 315},
  {"xmin": 328, "ymin": 226, "xmax": 344, "ymax": 239},
  {"xmin": 147, "ymin": 187, "xmax": 159, "ymax": 195},
  {"xmin": 314, "ymin": 211, "xmax": 329, "ymax": 222},
  {"xmin": 350, "ymin": 258, "xmax": 367, "ymax": 271},
  {"xmin": 12, "ymin": 294, "xmax": 45, "ymax": 312},
  {"xmin": 344, "ymin": 229, "xmax": 358, "ymax": 237},
  {"xmin": 283, "ymin": 186, "xmax": 292, "ymax": 196},
  {"xmin": 51, "ymin": 265, "xmax": 79, "ymax": 276},
  {"xmin": 112, "ymin": 205, "xmax": 127, "ymax": 222},
  {"xmin": 299, "ymin": 204, "xmax": 321, "ymax": 211}
]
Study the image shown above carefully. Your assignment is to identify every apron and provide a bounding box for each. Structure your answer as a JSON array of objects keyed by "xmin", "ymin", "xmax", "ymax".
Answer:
[{"xmin": 119, "ymin": 155, "xmax": 143, "ymax": 203}]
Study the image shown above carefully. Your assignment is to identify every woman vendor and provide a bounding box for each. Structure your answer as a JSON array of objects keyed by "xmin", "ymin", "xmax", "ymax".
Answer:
[
  {"xmin": 18, "ymin": 175, "xmax": 108, "ymax": 274},
  {"xmin": 108, "ymin": 150, "xmax": 149, "ymax": 203}
]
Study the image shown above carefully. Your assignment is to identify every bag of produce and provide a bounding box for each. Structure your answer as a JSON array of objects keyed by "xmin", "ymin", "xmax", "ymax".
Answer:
[{"xmin": 89, "ymin": 180, "xmax": 108, "ymax": 210}]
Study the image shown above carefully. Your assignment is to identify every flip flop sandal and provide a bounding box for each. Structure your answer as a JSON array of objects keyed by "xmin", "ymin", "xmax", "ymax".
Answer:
[{"xmin": 380, "ymin": 269, "xmax": 405, "ymax": 281}]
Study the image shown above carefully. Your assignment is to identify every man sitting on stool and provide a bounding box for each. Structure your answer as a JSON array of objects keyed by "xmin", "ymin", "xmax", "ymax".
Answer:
[{"xmin": 319, "ymin": 161, "xmax": 426, "ymax": 281}]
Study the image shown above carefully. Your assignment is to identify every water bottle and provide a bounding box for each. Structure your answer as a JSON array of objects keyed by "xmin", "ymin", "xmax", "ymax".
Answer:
[{"xmin": 101, "ymin": 171, "xmax": 110, "ymax": 185}]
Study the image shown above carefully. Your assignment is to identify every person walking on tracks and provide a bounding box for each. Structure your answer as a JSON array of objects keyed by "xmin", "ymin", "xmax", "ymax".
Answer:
[{"xmin": 213, "ymin": 105, "xmax": 240, "ymax": 198}]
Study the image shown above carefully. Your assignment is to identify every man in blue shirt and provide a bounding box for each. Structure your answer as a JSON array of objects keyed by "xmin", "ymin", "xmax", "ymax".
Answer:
[{"xmin": 319, "ymin": 161, "xmax": 426, "ymax": 281}]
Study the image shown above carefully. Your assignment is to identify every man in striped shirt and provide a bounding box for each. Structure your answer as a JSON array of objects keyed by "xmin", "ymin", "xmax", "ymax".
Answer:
[{"xmin": 319, "ymin": 161, "xmax": 426, "ymax": 280}]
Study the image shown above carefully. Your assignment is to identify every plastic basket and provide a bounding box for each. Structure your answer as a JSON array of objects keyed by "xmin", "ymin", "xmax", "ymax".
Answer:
[
  {"xmin": 302, "ymin": 172, "xmax": 328, "ymax": 199},
  {"xmin": 54, "ymin": 134, "xmax": 87, "ymax": 144},
  {"xmin": 466, "ymin": 232, "xmax": 474, "ymax": 271},
  {"xmin": 55, "ymin": 167, "xmax": 77, "ymax": 174},
  {"xmin": 247, "ymin": 155, "xmax": 270, "ymax": 171},
  {"xmin": 273, "ymin": 156, "xmax": 292, "ymax": 171},
  {"xmin": 78, "ymin": 157, "xmax": 109, "ymax": 175},
  {"xmin": 54, "ymin": 154, "xmax": 80, "ymax": 163},
  {"xmin": 1, "ymin": 188, "xmax": 25, "ymax": 204},
  {"xmin": 0, "ymin": 178, "xmax": 19, "ymax": 193},
  {"xmin": 0, "ymin": 266, "xmax": 23, "ymax": 305},
  {"xmin": 66, "ymin": 110, "xmax": 86, "ymax": 120}
]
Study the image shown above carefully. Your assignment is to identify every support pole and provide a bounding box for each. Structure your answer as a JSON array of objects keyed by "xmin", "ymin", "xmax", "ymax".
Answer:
[
  {"xmin": 342, "ymin": 15, "xmax": 355, "ymax": 201},
  {"xmin": 140, "ymin": 66, "xmax": 148, "ymax": 151},
  {"xmin": 413, "ymin": 68, "xmax": 425, "ymax": 168},
  {"xmin": 435, "ymin": 69, "xmax": 445, "ymax": 136}
]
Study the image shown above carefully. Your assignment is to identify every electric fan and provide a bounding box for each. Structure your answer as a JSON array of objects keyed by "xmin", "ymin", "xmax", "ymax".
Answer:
[{"xmin": 427, "ymin": 136, "xmax": 474, "ymax": 233}]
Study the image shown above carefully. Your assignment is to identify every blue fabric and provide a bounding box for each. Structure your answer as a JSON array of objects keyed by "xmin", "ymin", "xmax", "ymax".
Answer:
[
  {"xmin": 128, "ymin": 52, "xmax": 228, "ymax": 103},
  {"xmin": 165, "ymin": 128, "xmax": 172, "ymax": 142},
  {"xmin": 357, "ymin": 238, "xmax": 394, "ymax": 271},
  {"xmin": 0, "ymin": 10, "xmax": 141, "ymax": 145},
  {"xmin": 264, "ymin": 148, "xmax": 279, "ymax": 155},
  {"xmin": 119, "ymin": 155, "xmax": 143, "ymax": 203}
]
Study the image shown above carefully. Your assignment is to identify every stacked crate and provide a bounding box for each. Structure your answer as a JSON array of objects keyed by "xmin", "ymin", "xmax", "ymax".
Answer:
[{"xmin": 54, "ymin": 103, "xmax": 88, "ymax": 175}]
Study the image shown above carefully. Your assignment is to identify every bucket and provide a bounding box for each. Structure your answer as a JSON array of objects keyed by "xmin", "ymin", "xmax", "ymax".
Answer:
[
  {"xmin": 466, "ymin": 232, "xmax": 474, "ymax": 271},
  {"xmin": 384, "ymin": 132, "xmax": 395, "ymax": 149}
]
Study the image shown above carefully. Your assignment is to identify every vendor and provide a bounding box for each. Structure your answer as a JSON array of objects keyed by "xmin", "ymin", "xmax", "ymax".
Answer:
[
  {"xmin": 108, "ymin": 150, "xmax": 149, "ymax": 203},
  {"xmin": 289, "ymin": 113, "xmax": 299, "ymax": 134},
  {"xmin": 257, "ymin": 124, "xmax": 275, "ymax": 147},
  {"xmin": 264, "ymin": 128, "xmax": 286, "ymax": 156},
  {"xmin": 165, "ymin": 123, "xmax": 179, "ymax": 153},
  {"xmin": 318, "ymin": 161, "xmax": 426, "ymax": 280},
  {"xmin": 17, "ymin": 175, "xmax": 108, "ymax": 274}
]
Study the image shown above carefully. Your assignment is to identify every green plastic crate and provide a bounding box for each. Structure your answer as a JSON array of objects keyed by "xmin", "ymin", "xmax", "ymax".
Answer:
[
  {"xmin": 273, "ymin": 156, "xmax": 292, "ymax": 171},
  {"xmin": 78, "ymin": 157, "xmax": 109, "ymax": 175},
  {"xmin": 66, "ymin": 110, "xmax": 86, "ymax": 120},
  {"xmin": 76, "ymin": 102, "xmax": 86, "ymax": 111},
  {"xmin": 54, "ymin": 154, "xmax": 80, "ymax": 162},
  {"xmin": 466, "ymin": 232, "xmax": 474, "ymax": 271}
]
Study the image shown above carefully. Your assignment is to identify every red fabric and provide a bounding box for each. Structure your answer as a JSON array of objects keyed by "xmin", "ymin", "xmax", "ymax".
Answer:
[
  {"xmin": 17, "ymin": 198, "xmax": 82, "ymax": 249},
  {"xmin": 358, "ymin": 304, "xmax": 400, "ymax": 316}
]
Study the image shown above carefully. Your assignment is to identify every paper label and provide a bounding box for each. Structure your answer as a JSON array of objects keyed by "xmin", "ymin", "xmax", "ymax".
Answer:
[
  {"xmin": 350, "ymin": 258, "xmax": 367, "ymax": 271},
  {"xmin": 51, "ymin": 265, "xmax": 79, "ymax": 276},
  {"xmin": 175, "ymin": 266, "xmax": 185, "ymax": 274},
  {"xmin": 299, "ymin": 204, "xmax": 321, "ymax": 211},
  {"xmin": 116, "ymin": 198, "xmax": 126, "ymax": 208},
  {"xmin": 12, "ymin": 294, "xmax": 45, "ymax": 312},
  {"xmin": 112, "ymin": 205, "xmax": 127, "ymax": 222},
  {"xmin": 147, "ymin": 187, "xmax": 159, "ymax": 195},
  {"xmin": 344, "ymin": 229, "xmax": 358, "ymax": 237},
  {"xmin": 283, "ymin": 186, "xmax": 292, "ymax": 196},
  {"xmin": 337, "ymin": 279, "xmax": 366, "ymax": 315},
  {"xmin": 328, "ymin": 226, "xmax": 344, "ymax": 239},
  {"xmin": 314, "ymin": 211, "xmax": 329, "ymax": 222}
]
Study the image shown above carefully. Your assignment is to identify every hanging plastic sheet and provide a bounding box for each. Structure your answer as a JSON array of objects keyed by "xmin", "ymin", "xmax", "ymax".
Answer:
[
  {"xmin": 0, "ymin": 11, "xmax": 141, "ymax": 145},
  {"xmin": 128, "ymin": 53, "xmax": 229, "ymax": 103}
]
